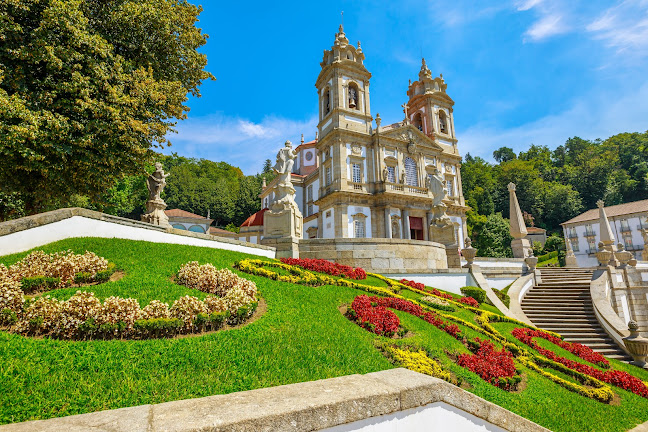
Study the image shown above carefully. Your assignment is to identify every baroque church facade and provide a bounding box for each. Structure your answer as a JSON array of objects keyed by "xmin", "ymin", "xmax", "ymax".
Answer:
[{"xmin": 255, "ymin": 25, "xmax": 468, "ymax": 249}]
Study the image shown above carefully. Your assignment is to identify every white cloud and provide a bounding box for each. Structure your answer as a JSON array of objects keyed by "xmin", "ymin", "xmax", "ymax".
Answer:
[
  {"xmin": 516, "ymin": 0, "xmax": 545, "ymax": 11},
  {"xmin": 524, "ymin": 13, "xmax": 567, "ymax": 40},
  {"xmin": 458, "ymin": 80, "xmax": 648, "ymax": 160},
  {"xmin": 586, "ymin": 1, "xmax": 648, "ymax": 57},
  {"xmin": 166, "ymin": 113, "xmax": 318, "ymax": 175}
]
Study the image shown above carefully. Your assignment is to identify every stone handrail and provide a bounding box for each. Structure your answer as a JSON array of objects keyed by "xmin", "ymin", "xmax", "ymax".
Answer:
[
  {"xmin": 468, "ymin": 266, "xmax": 513, "ymax": 316},
  {"xmin": 590, "ymin": 269, "xmax": 630, "ymax": 352},
  {"xmin": 506, "ymin": 273, "xmax": 536, "ymax": 326},
  {"xmin": 0, "ymin": 369, "xmax": 548, "ymax": 432}
]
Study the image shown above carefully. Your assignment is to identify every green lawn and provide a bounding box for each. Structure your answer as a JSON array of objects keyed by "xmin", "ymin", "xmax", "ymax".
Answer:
[{"xmin": 2, "ymin": 237, "xmax": 648, "ymax": 431}]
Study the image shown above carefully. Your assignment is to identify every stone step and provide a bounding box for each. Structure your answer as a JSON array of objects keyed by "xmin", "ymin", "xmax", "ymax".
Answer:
[
  {"xmin": 564, "ymin": 337, "xmax": 616, "ymax": 345},
  {"xmin": 522, "ymin": 301, "xmax": 591, "ymax": 306},
  {"xmin": 523, "ymin": 309, "xmax": 594, "ymax": 315},
  {"xmin": 542, "ymin": 330, "xmax": 610, "ymax": 338},
  {"xmin": 526, "ymin": 313, "xmax": 596, "ymax": 319}
]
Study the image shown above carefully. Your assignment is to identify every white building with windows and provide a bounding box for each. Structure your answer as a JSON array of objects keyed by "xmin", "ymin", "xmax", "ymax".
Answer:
[
  {"xmin": 253, "ymin": 25, "xmax": 469, "ymax": 247},
  {"xmin": 561, "ymin": 199, "xmax": 648, "ymax": 267}
]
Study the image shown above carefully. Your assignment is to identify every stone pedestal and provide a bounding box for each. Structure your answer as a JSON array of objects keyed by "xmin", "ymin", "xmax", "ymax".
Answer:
[
  {"xmin": 511, "ymin": 238, "xmax": 532, "ymax": 259},
  {"xmin": 565, "ymin": 251, "xmax": 578, "ymax": 267},
  {"xmin": 264, "ymin": 205, "xmax": 302, "ymax": 239},
  {"xmin": 430, "ymin": 216, "xmax": 459, "ymax": 269},
  {"xmin": 261, "ymin": 236, "xmax": 300, "ymax": 259},
  {"xmin": 141, "ymin": 199, "xmax": 171, "ymax": 229}
]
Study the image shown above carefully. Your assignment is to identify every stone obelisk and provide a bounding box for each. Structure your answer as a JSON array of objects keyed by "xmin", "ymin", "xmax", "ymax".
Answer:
[
  {"xmin": 508, "ymin": 183, "xmax": 532, "ymax": 258},
  {"xmin": 597, "ymin": 200, "xmax": 618, "ymax": 266}
]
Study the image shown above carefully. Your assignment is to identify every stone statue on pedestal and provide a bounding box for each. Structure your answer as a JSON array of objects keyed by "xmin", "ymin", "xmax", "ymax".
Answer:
[
  {"xmin": 428, "ymin": 168, "xmax": 459, "ymax": 268},
  {"xmin": 262, "ymin": 141, "xmax": 303, "ymax": 258},
  {"xmin": 141, "ymin": 162, "xmax": 171, "ymax": 228}
]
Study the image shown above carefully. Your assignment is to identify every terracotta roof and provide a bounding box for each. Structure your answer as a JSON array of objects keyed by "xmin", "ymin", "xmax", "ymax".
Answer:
[
  {"xmin": 295, "ymin": 139, "xmax": 317, "ymax": 151},
  {"xmin": 209, "ymin": 226, "xmax": 235, "ymax": 236},
  {"xmin": 241, "ymin": 208, "xmax": 268, "ymax": 227},
  {"xmin": 527, "ymin": 227, "xmax": 546, "ymax": 233},
  {"xmin": 165, "ymin": 209, "xmax": 211, "ymax": 220},
  {"xmin": 562, "ymin": 199, "xmax": 648, "ymax": 225}
]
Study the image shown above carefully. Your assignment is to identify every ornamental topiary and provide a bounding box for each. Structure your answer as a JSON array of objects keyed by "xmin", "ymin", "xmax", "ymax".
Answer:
[{"xmin": 460, "ymin": 286, "xmax": 486, "ymax": 304}]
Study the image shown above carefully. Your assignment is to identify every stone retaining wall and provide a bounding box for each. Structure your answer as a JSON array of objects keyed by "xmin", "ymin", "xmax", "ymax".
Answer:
[
  {"xmin": 0, "ymin": 369, "xmax": 548, "ymax": 432},
  {"xmin": 0, "ymin": 208, "xmax": 275, "ymax": 258},
  {"xmin": 299, "ymin": 238, "xmax": 448, "ymax": 273}
]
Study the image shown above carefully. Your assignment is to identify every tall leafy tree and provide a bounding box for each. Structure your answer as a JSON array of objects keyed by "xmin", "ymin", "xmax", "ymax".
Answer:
[{"xmin": 0, "ymin": 0, "xmax": 214, "ymax": 213}]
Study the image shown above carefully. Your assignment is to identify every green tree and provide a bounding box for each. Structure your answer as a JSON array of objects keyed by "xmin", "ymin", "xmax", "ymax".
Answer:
[
  {"xmin": 493, "ymin": 147, "xmax": 517, "ymax": 163},
  {"xmin": 471, "ymin": 213, "xmax": 513, "ymax": 258},
  {"xmin": 0, "ymin": 0, "xmax": 214, "ymax": 214}
]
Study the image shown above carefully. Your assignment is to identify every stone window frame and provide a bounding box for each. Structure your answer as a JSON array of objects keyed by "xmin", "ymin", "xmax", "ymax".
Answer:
[
  {"xmin": 307, "ymin": 184, "xmax": 313, "ymax": 202},
  {"xmin": 438, "ymin": 110, "xmax": 449, "ymax": 134},
  {"xmin": 322, "ymin": 87, "xmax": 331, "ymax": 116},
  {"xmin": 412, "ymin": 112, "xmax": 424, "ymax": 132},
  {"xmin": 404, "ymin": 156, "xmax": 419, "ymax": 187},
  {"xmin": 623, "ymin": 234, "xmax": 634, "ymax": 250},
  {"xmin": 347, "ymin": 81, "xmax": 360, "ymax": 110},
  {"xmin": 352, "ymin": 162, "xmax": 362, "ymax": 183},
  {"xmin": 352, "ymin": 212, "xmax": 367, "ymax": 238},
  {"xmin": 570, "ymin": 238, "xmax": 580, "ymax": 252},
  {"xmin": 307, "ymin": 203, "xmax": 313, "ymax": 217}
]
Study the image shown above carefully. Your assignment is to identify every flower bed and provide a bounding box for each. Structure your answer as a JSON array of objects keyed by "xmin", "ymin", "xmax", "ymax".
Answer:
[
  {"xmin": 280, "ymin": 258, "xmax": 367, "ymax": 280},
  {"xmin": 512, "ymin": 327, "xmax": 648, "ymax": 398},
  {"xmin": 383, "ymin": 345, "xmax": 452, "ymax": 383},
  {"xmin": 2, "ymin": 250, "xmax": 113, "ymax": 293},
  {"xmin": 348, "ymin": 295, "xmax": 399, "ymax": 337},
  {"xmin": 458, "ymin": 296, "xmax": 479, "ymax": 307},
  {"xmin": 458, "ymin": 338, "xmax": 521, "ymax": 390},
  {"xmin": 0, "ymin": 256, "xmax": 260, "ymax": 340}
]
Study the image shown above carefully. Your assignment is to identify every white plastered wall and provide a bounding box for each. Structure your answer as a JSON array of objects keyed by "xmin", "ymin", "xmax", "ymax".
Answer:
[{"xmin": 0, "ymin": 216, "xmax": 275, "ymax": 258}]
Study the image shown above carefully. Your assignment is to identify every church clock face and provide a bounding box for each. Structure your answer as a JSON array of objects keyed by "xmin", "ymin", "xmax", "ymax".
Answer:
[{"xmin": 305, "ymin": 151, "xmax": 314, "ymax": 162}]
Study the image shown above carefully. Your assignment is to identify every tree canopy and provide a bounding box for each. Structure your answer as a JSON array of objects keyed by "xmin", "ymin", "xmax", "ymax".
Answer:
[
  {"xmin": 0, "ymin": 0, "xmax": 214, "ymax": 213},
  {"xmin": 463, "ymin": 131, "xmax": 648, "ymax": 256}
]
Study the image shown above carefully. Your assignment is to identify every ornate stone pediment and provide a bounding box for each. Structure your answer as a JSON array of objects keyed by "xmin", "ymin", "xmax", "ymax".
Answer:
[{"xmin": 380, "ymin": 125, "xmax": 443, "ymax": 152}]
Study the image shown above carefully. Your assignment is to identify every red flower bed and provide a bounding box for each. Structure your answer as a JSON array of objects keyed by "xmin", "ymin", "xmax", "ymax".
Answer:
[
  {"xmin": 364, "ymin": 295, "xmax": 463, "ymax": 340},
  {"xmin": 281, "ymin": 258, "xmax": 367, "ymax": 280},
  {"xmin": 398, "ymin": 279, "xmax": 454, "ymax": 300},
  {"xmin": 512, "ymin": 327, "xmax": 648, "ymax": 398},
  {"xmin": 459, "ymin": 296, "xmax": 479, "ymax": 307},
  {"xmin": 350, "ymin": 295, "xmax": 399, "ymax": 337},
  {"xmin": 512, "ymin": 328, "xmax": 608, "ymax": 367},
  {"xmin": 458, "ymin": 338, "xmax": 519, "ymax": 390}
]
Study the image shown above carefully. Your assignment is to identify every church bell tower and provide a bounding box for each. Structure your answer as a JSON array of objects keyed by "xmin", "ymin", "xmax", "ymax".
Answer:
[{"xmin": 315, "ymin": 25, "xmax": 372, "ymax": 140}]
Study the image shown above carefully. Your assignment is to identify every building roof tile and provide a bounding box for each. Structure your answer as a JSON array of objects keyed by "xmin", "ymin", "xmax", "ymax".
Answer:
[
  {"xmin": 241, "ymin": 208, "xmax": 268, "ymax": 227},
  {"xmin": 562, "ymin": 199, "xmax": 648, "ymax": 225}
]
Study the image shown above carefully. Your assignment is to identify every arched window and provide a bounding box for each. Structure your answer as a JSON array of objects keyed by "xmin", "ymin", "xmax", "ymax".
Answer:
[
  {"xmin": 412, "ymin": 112, "xmax": 423, "ymax": 132},
  {"xmin": 172, "ymin": 224, "xmax": 186, "ymax": 230},
  {"xmin": 324, "ymin": 89, "xmax": 331, "ymax": 115},
  {"xmin": 404, "ymin": 157, "xmax": 419, "ymax": 186},
  {"xmin": 188, "ymin": 225, "xmax": 206, "ymax": 233},
  {"xmin": 348, "ymin": 83, "xmax": 359, "ymax": 109},
  {"xmin": 346, "ymin": 51, "xmax": 354, "ymax": 60},
  {"xmin": 438, "ymin": 111, "xmax": 448, "ymax": 134}
]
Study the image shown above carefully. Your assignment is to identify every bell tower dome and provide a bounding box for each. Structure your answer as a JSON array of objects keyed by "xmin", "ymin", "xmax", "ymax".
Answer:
[{"xmin": 315, "ymin": 25, "xmax": 372, "ymax": 140}]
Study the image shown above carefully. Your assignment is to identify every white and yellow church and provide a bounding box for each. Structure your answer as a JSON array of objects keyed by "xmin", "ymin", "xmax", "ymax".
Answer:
[{"xmin": 239, "ymin": 25, "xmax": 468, "ymax": 256}]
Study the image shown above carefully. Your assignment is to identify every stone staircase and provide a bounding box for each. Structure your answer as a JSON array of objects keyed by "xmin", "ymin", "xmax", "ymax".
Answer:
[{"xmin": 521, "ymin": 267, "xmax": 630, "ymax": 361}]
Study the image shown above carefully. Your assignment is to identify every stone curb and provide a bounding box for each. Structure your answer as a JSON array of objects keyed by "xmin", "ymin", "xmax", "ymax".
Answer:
[
  {"xmin": 0, "ymin": 208, "xmax": 275, "ymax": 253},
  {"xmin": 0, "ymin": 369, "xmax": 549, "ymax": 432}
]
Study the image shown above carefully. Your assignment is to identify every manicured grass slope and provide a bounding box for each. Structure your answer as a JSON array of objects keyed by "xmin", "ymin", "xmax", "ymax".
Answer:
[{"xmin": 1, "ymin": 238, "xmax": 648, "ymax": 431}]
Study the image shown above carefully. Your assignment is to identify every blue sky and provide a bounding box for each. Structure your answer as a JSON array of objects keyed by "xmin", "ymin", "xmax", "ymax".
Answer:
[{"xmin": 167, "ymin": 0, "xmax": 648, "ymax": 175}]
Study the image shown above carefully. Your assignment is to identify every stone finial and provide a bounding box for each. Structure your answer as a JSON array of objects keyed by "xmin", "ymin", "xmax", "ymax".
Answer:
[
  {"xmin": 508, "ymin": 183, "xmax": 528, "ymax": 239},
  {"xmin": 624, "ymin": 320, "xmax": 648, "ymax": 368},
  {"xmin": 300, "ymin": 134, "xmax": 304, "ymax": 145},
  {"xmin": 597, "ymin": 200, "xmax": 616, "ymax": 247},
  {"xmin": 465, "ymin": 237, "xmax": 472, "ymax": 248},
  {"xmin": 262, "ymin": 176, "xmax": 267, "ymax": 189},
  {"xmin": 375, "ymin": 113, "xmax": 381, "ymax": 128},
  {"xmin": 315, "ymin": 130, "xmax": 319, "ymax": 141}
]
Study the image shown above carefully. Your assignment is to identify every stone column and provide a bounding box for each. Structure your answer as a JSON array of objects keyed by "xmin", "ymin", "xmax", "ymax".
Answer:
[
  {"xmin": 508, "ymin": 183, "xmax": 532, "ymax": 258},
  {"xmin": 384, "ymin": 208, "xmax": 392, "ymax": 239},
  {"xmin": 402, "ymin": 210, "xmax": 410, "ymax": 239}
]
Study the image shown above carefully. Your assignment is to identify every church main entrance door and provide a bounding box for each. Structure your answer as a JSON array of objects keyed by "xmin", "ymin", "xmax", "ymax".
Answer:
[{"xmin": 409, "ymin": 217, "xmax": 424, "ymax": 240}]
